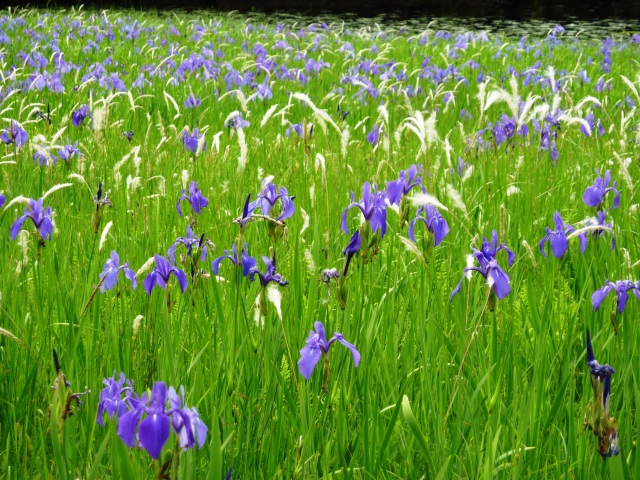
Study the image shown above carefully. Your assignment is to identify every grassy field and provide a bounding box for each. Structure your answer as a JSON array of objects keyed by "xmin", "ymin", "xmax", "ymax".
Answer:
[{"xmin": 1, "ymin": 8, "xmax": 640, "ymax": 478}]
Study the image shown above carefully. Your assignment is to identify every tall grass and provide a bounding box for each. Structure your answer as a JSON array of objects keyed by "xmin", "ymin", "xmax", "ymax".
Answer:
[{"xmin": 0, "ymin": 7, "xmax": 639, "ymax": 478}]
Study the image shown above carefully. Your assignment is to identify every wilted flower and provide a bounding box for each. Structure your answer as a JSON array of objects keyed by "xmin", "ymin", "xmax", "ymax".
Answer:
[
  {"xmin": 94, "ymin": 181, "xmax": 112, "ymax": 210},
  {"xmin": 10, "ymin": 198, "xmax": 53, "ymax": 241},
  {"xmin": 408, "ymin": 205, "xmax": 449, "ymax": 246},
  {"xmin": 336, "ymin": 230, "xmax": 362, "ymax": 310},
  {"xmin": 1, "ymin": 120, "xmax": 28, "ymax": 148},
  {"xmin": 585, "ymin": 330, "xmax": 619, "ymax": 457},
  {"xmin": 592, "ymin": 280, "xmax": 640, "ymax": 314},
  {"xmin": 582, "ymin": 169, "xmax": 620, "ymax": 209},
  {"xmin": 176, "ymin": 181, "xmax": 209, "ymax": 218},
  {"xmin": 92, "ymin": 182, "xmax": 112, "ymax": 233},
  {"xmin": 539, "ymin": 212, "xmax": 579, "ymax": 258},
  {"xmin": 211, "ymin": 242, "xmax": 257, "ymax": 276},
  {"xmin": 71, "ymin": 105, "xmax": 92, "ymax": 128},
  {"xmin": 337, "ymin": 103, "xmax": 349, "ymax": 120},
  {"xmin": 321, "ymin": 268, "xmax": 340, "ymax": 297},
  {"xmin": 298, "ymin": 321, "xmax": 360, "ymax": 380},
  {"xmin": 50, "ymin": 349, "xmax": 90, "ymax": 428},
  {"xmin": 99, "ymin": 251, "xmax": 137, "ymax": 293},
  {"xmin": 321, "ymin": 268, "xmax": 340, "ymax": 283},
  {"xmin": 143, "ymin": 255, "xmax": 188, "ymax": 294}
]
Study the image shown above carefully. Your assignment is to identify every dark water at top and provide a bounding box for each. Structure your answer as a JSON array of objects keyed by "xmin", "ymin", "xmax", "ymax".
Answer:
[
  {"xmin": 17, "ymin": 0, "xmax": 640, "ymax": 36},
  {"xmin": 21, "ymin": 0, "xmax": 640, "ymax": 22}
]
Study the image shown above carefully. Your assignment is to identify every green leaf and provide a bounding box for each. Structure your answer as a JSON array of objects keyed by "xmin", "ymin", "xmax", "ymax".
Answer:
[
  {"xmin": 87, "ymin": 434, "xmax": 110, "ymax": 480},
  {"xmin": 207, "ymin": 410, "xmax": 222, "ymax": 480},
  {"xmin": 401, "ymin": 395, "xmax": 435, "ymax": 477},
  {"xmin": 376, "ymin": 379, "xmax": 407, "ymax": 472}
]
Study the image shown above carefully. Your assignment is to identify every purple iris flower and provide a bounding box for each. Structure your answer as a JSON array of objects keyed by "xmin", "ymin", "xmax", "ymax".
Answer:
[
  {"xmin": 321, "ymin": 268, "xmax": 340, "ymax": 283},
  {"xmin": 580, "ymin": 113, "xmax": 605, "ymax": 137},
  {"xmin": 10, "ymin": 198, "xmax": 53, "ymax": 241},
  {"xmin": 96, "ymin": 372, "xmax": 131, "ymax": 426},
  {"xmin": 341, "ymin": 182, "xmax": 387, "ymax": 238},
  {"xmin": 182, "ymin": 128, "xmax": 206, "ymax": 154},
  {"xmin": 366, "ymin": 125, "xmax": 380, "ymax": 146},
  {"xmin": 592, "ymin": 280, "xmax": 640, "ymax": 314},
  {"xmin": 385, "ymin": 164, "xmax": 426, "ymax": 206},
  {"xmin": 1, "ymin": 120, "xmax": 28, "ymax": 148},
  {"xmin": 116, "ymin": 382, "xmax": 201, "ymax": 459},
  {"xmin": 71, "ymin": 104, "xmax": 91, "ymax": 127},
  {"xmin": 478, "ymin": 230, "xmax": 516, "ymax": 266},
  {"xmin": 286, "ymin": 123, "xmax": 303, "ymax": 138},
  {"xmin": 578, "ymin": 69, "xmax": 591, "ymax": 83},
  {"xmin": 167, "ymin": 386, "xmax": 208, "ymax": 449},
  {"xmin": 225, "ymin": 113, "xmax": 250, "ymax": 130},
  {"xmin": 491, "ymin": 114, "xmax": 517, "ymax": 146},
  {"xmin": 100, "ymin": 251, "xmax": 137, "ymax": 293},
  {"xmin": 582, "ymin": 169, "xmax": 620, "ymax": 209},
  {"xmin": 408, "ymin": 205, "xmax": 449, "ymax": 246},
  {"xmin": 167, "ymin": 225, "xmax": 210, "ymax": 265},
  {"xmin": 143, "ymin": 255, "xmax": 188, "ymax": 294},
  {"xmin": 342, "ymin": 230, "xmax": 362, "ymax": 276},
  {"xmin": 211, "ymin": 243, "xmax": 257, "ymax": 276},
  {"xmin": 249, "ymin": 180, "xmax": 295, "ymax": 221},
  {"xmin": 58, "ymin": 139, "xmax": 82, "ymax": 161},
  {"xmin": 122, "ymin": 130, "xmax": 134, "ymax": 142},
  {"xmin": 248, "ymin": 254, "xmax": 288, "ymax": 287},
  {"xmin": 582, "ymin": 211, "xmax": 615, "ymax": 250},
  {"xmin": 256, "ymin": 83, "xmax": 272, "ymax": 101},
  {"xmin": 33, "ymin": 148, "xmax": 57, "ymax": 166},
  {"xmin": 585, "ymin": 330, "xmax": 619, "ymax": 457},
  {"xmin": 176, "ymin": 181, "xmax": 209, "ymax": 217},
  {"xmin": 184, "ymin": 92, "xmax": 201, "ymax": 109},
  {"xmin": 539, "ymin": 212, "xmax": 578, "ymax": 258},
  {"xmin": 233, "ymin": 194, "xmax": 257, "ymax": 229},
  {"xmin": 0, "ymin": 193, "xmax": 5, "ymax": 208},
  {"xmin": 450, "ymin": 157, "xmax": 469, "ymax": 177},
  {"xmin": 298, "ymin": 321, "xmax": 360, "ymax": 380},
  {"xmin": 450, "ymin": 231, "xmax": 514, "ymax": 302}
]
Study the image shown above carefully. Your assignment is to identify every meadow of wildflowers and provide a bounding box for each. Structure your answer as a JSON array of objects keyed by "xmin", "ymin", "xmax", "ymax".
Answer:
[{"xmin": 1, "ymin": 7, "xmax": 640, "ymax": 478}]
